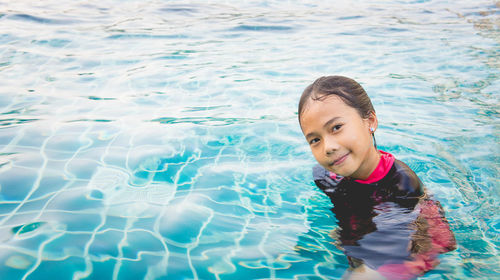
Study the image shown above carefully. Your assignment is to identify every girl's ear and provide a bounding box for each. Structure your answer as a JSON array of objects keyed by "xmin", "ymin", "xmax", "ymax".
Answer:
[{"xmin": 365, "ymin": 111, "xmax": 378, "ymax": 133}]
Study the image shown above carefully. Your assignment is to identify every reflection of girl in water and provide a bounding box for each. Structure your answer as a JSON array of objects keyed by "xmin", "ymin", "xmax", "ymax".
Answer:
[{"xmin": 298, "ymin": 76, "xmax": 456, "ymax": 279}]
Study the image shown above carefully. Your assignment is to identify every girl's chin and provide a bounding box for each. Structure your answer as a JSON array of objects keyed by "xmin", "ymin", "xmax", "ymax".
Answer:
[
  {"xmin": 326, "ymin": 155, "xmax": 352, "ymax": 175},
  {"xmin": 327, "ymin": 168, "xmax": 351, "ymax": 177}
]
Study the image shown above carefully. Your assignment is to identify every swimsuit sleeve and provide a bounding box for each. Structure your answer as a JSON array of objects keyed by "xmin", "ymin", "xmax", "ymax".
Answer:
[
  {"xmin": 312, "ymin": 164, "xmax": 341, "ymax": 194},
  {"xmin": 391, "ymin": 160, "xmax": 425, "ymax": 200}
]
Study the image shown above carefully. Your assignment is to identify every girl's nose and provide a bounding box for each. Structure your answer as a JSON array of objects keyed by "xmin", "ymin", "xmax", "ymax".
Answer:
[{"xmin": 324, "ymin": 136, "xmax": 340, "ymax": 155}]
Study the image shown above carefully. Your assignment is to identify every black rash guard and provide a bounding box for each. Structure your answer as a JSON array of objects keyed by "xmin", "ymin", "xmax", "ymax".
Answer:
[{"xmin": 312, "ymin": 151, "xmax": 456, "ymax": 279}]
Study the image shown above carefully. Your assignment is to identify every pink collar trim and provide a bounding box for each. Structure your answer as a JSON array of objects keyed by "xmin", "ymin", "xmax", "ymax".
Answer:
[
  {"xmin": 355, "ymin": 150, "xmax": 395, "ymax": 184},
  {"xmin": 329, "ymin": 150, "xmax": 395, "ymax": 184}
]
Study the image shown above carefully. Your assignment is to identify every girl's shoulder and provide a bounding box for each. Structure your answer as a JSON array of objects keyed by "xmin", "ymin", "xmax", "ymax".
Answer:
[{"xmin": 387, "ymin": 159, "xmax": 425, "ymax": 198}]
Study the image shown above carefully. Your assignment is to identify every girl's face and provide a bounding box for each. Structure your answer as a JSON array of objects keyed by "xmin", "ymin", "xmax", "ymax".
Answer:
[{"xmin": 300, "ymin": 95, "xmax": 379, "ymax": 180}]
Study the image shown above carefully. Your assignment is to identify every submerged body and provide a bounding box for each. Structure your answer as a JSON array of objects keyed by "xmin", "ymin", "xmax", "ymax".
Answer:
[{"xmin": 313, "ymin": 151, "xmax": 456, "ymax": 280}]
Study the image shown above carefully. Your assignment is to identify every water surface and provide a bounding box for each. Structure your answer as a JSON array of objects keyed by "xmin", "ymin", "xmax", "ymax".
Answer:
[{"xmin": 0, "ymin": 0, "xmax": 498, "ymax": 279}]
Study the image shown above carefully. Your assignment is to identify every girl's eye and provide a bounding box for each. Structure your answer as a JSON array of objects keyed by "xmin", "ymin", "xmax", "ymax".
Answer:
[
  {"xmin": 332, "ymin": 124, "xmax": 343, "ymax": 131},
  {"xmin": 309, "ymin": 138, "xmax": 320, "ymax": 145}
]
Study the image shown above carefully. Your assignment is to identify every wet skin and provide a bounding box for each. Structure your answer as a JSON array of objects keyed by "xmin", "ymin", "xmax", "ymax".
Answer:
[{"xmin": 300, "ymin": 95, "xmax": 380, "ymax": 180}]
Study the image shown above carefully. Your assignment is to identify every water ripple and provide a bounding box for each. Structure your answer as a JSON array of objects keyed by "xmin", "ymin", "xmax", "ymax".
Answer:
[
  {"xmin": 0, "ymin": 118, "xmax": 39, "ymax": 128},
  {"xmin": 230, "ymin": 25, "xmax": 296, "ymax": 32},
  {"xmin": 6, "ymin": 13, "xmax": 79, "ymax": 25},
  {"xmin": 150, "ymin": 116, "xmax": 279, "ymax": 126},
  {"xmin": 106, "ymin": 34, "xmax": 189, "ymax": 40}
]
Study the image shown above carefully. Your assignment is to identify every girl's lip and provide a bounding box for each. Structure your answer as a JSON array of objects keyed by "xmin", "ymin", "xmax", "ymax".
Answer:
[{"xmin": 331, "ymin": 153, "xmax": 349, "ymax": 165}]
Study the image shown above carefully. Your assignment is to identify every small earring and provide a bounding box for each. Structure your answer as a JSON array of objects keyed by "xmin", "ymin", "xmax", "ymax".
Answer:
[{"xmin": 370, "ymin": 127, "xmax": 374, "ymax": 133}]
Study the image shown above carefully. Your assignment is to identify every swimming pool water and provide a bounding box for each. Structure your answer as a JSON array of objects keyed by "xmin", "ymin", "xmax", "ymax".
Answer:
[{"xmin": 0, "ymin": 0, "xmax": 498, "ymax": 279}]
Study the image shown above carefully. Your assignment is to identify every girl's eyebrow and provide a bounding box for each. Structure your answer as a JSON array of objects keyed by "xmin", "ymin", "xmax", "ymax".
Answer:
[
  {"xmin": 323, "ymin": 117, "xmax": 342, "ymax": 129},
  {"xmin": 305, "ymin": 117, "xmax": 342, "ymax": 139},
  {"xmin": 305, "ymin": 132, "xmax": 317, "ymax": 139}
]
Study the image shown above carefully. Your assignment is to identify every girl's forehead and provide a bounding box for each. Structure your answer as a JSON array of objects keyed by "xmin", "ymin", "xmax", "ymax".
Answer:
[
  {"xmin": 300, "ymin": 96, "xmax": 347, "ymax": 127},
  {"xmin": 302, "ymin": 95, "xmax": 349, "ymax": 115}
]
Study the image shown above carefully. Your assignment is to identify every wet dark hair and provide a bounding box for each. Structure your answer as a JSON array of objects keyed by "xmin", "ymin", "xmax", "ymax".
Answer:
[
  {"xmin": 298, "ymin": 76, "xmax": 375, "ymax": 122},
  {"xmin": 298, "ymin": 75, "xmax": 377, "ymax": 147}
]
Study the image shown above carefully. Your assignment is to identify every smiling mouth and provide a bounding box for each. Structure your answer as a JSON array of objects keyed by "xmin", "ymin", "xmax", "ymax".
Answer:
[{"xmin": 330, "ymin": 153, "xmax": 349, "ymax": 166}]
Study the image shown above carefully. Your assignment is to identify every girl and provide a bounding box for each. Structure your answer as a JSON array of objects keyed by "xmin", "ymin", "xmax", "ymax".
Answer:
[{"xmin": 298, "ymin": 76, "xmax": 456, "ymax": 280}]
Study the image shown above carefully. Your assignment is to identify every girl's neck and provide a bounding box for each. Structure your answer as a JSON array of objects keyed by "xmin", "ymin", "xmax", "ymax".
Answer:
[{"xmin": 349, "ymin": 148, "xmax": 381, "ymax": 180}]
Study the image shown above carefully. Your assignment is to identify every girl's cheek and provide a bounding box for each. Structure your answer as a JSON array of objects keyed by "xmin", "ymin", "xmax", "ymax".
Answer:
[{"xmin": 312, "ymin": 148, "xmax": 323, "ymax": 161}]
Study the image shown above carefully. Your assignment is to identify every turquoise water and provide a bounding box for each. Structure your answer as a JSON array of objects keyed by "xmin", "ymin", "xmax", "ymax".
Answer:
[{"xmin": 0, "ymin": 0, "xmax": 498, "ymax": 279}]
